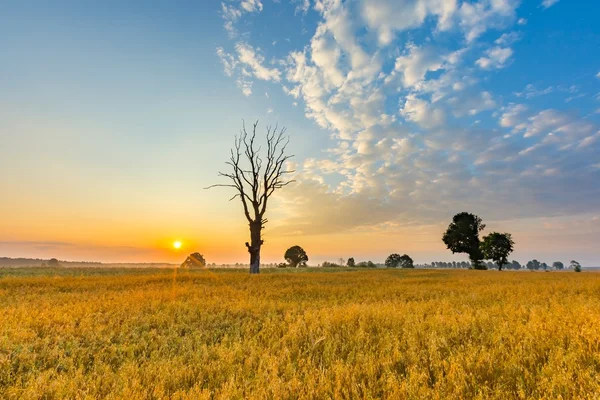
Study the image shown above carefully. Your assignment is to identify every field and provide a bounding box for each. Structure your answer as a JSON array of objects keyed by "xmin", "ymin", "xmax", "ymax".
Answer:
[{"xmin": 1, "ymin": 268, "xmax": 600, "ymax": 399}]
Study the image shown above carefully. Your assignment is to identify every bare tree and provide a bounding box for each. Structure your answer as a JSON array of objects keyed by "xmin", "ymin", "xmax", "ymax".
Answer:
[{"xmin": 207, "ymin": 121, "xmax": 294, "ymax": 274}]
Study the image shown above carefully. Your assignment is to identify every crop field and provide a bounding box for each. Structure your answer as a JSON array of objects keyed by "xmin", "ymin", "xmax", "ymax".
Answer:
[{"xmin": 1, "ymin": 268, "xmax": 600, "ymax": 399}]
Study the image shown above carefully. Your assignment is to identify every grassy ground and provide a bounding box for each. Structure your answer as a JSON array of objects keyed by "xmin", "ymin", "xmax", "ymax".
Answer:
[{"xmin": 1, "ymin": 268, "xmax": 599, "ymax": 399}]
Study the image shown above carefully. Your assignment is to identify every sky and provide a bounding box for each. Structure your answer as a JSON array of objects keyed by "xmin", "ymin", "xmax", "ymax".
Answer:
[{"xmin": 1, "ymin": 0, "xmax": 599, "ymax": 266}]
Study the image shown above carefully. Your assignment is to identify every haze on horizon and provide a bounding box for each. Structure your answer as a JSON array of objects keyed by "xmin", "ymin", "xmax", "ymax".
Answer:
[{"xmin": 1, "ymin": 0, "xmax": 599, "ymax": 266}]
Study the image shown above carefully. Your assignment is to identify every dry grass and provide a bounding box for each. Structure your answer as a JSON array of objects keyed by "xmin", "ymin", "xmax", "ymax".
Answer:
[{"xmin": 1, "ymin": 268, "xmax": 599, "ymax": 399}]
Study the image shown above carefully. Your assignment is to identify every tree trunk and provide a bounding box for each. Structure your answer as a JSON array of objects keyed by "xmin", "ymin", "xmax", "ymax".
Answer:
[{"xmin": 247, "ymin": 221, "xmax": 263, "ymax": 274}]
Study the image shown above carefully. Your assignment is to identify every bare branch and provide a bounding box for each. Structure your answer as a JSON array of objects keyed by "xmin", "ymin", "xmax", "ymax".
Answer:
[{"xmin": 207, "ymin": 120, "xmax": 295, "ymax": 227}]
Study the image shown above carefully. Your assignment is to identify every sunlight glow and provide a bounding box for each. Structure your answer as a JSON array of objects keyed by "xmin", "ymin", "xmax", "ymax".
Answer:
[{"xmin": 173, "ymin": 241, "xmax": 182, "ymax": 250}]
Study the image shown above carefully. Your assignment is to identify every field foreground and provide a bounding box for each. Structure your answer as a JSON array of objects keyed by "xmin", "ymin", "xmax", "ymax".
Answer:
[{"xmin": 1, "ymin": 268, "xmax": 600, "ymax": 399}]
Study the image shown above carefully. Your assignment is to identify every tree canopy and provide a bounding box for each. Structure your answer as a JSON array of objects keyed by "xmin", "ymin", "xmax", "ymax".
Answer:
[
  {"xmin": 284, "ymin": 246, "xmax": 309, "ymax": 268},
  {"xmin": 347, "ymin": 257, "xmax": 355, "ymax": 267},
  {"xmin": 399, "ymin": 254, "xmax": 414, "ymax": 268},
  {"xmin": 181, "ymin": 253, "xmax": 206, "ymax": 269},
  {"xmin": 442, "ymin": 212, "xmax": 486, "ymax": 269},
  {"xmin": 552, "ymin": 261, "xmax": 564, "ymax": 270},
  {"xmin": 385, "ymin": 254, "xmax": 402, "ymax": 268},
  {"xmin": 481, "ymin": 232, "xmax": 514, "ymax": 271}
]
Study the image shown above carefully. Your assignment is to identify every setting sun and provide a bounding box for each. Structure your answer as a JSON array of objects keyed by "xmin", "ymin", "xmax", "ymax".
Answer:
[{"xmin": 173, "ymin": 241, "xmax": 182, "ymax": 250}]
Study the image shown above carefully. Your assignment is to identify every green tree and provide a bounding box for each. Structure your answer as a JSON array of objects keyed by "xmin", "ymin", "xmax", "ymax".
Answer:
[
  {"xmin": 284, "ymin": 246, "xmax": 309, "ymax": 268},
  {"xmin": 526, "ymin": 261, "xmax": 534, "ymax": 271},
  {"xmin": 481, "ymin": 232, "xmax": 514, "ymax": 271},
  {"xmin": 399, "ymin": 254, "xmax": 414, "ymax": 268},
  {"xmin": 48, "ymin": 258, "xmax": 61, "ymax": 268},
  {"xmin": 180, "ymin": 253, "xmax": 206, "ymax": 268},
  {"xmin": 552, "ymin": 261, "xmax": 564, "ymax": 270},
  {"xmin": 385, "ymin": 254, "xmax": 402, "ymax": 268},
  {"xmin": 442, "ymin": 212, "xmax": 486, "ymax": 269},
  {"xmin": 570, "ymin": 260, "xmax": 582, "ymax": 272},
  {"xmin": 526, "ymin": 259, "xmax": 541, "ymax": 270},
  {"xmin": 357, "ymin": 261, "xmax": 376, "ymax": 268},
  {"xmin": 347, "ymin": 257, "xmax": 355, "ymax": 267}
]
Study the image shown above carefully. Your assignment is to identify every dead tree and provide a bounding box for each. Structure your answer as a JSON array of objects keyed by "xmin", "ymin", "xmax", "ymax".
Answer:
[{"xmin": 207, "ymin": 121, "xmax": 294, "ymax": 274}]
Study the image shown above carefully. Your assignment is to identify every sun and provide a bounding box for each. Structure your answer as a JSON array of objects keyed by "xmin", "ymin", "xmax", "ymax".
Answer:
[{"xmin": 173, "ymin": 241, "xmax": 182, "ymax": 250}]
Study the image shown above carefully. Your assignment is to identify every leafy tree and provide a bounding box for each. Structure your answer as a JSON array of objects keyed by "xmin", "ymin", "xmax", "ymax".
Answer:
[
  {"xmin": 385, "ymin": 253, "xmax": 402, "ymax": 268},
  {"xmin": 570, "ymin": 260, "xmax": 582, "ymax": 272},
  {"xmin": 481, "ymin": 232, "xmax": 515, "ymax": 271},
  {"xmin": 526, "ymin": 259, "xmax": 541, "ymax": 271},
  {"xmin": 180, "ymin": 253, "xmax": 206, "ymax": 268},
  {"xmin": 347, "ymin": 257, "xmax": 355, "ymax": 267},
  {"xmin": 48, "ymin": 258, "xmax": 61, "ymax": 267},
  {"xmin": 552, "ymin": 261, "xmax": 564, "ymax": 270},
  {"xmin": 541, "ymin": 262, "xmax": 549, "ymax": 271},
  {"xmin": 442, "ymin": 212, "xmax": 486, "ymax": 269},
  {"xmin": 526, "ymin": 261, "xmax": 534, "ymax": 270},
  {"xmin": 357, "ymin": 261, "xmax": 376, "ymax": 268},
  {"xmin": 284, "ymin": 246, "xmax": 309, "ymax": 268},
  {"xmin": 322, "ymin": 261, "xmax": 343, "ymax": 268},
  {"xmin": 399, "ymin": 254, "xmax": 414, "ymax": 268}
]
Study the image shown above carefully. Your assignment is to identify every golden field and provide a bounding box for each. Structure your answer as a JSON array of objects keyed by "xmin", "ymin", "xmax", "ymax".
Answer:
[{"xmin": 1, "ymin": 268, "xmax": 599, "ymax": 399}]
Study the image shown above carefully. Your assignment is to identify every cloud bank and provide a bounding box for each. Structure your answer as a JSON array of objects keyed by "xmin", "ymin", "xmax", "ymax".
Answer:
[{"xmin": 216, "ymin": 0, "xmax": 600, "ymax": 235}]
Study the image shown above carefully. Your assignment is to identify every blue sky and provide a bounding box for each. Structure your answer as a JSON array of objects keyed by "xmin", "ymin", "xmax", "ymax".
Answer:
[{"xmin": 1, "ymin": 0, "xmax": 600, "ymax": 265}]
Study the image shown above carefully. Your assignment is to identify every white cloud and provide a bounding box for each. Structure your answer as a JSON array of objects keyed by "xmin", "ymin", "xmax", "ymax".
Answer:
[
  {"xmin": 458, "ymin": 0, "xmax": 520, "ymax": 43},
  {"xmin": 541, "ymin": 0, "xmax": 559, "ymax": 9},
  {"xmin": 294, "ymin": 0, "xmax": 310, "ymax": 15},
  {"xmin": 360, "ymin": 0, "xmax": 457, "ymax": 46},
  {"xmin": 514, "ymin": 84, "xmax": 554, "ymax": 99},
  {"xmin": 236, "ymin": 78, "xmax": 253, "ymax": 96},
  {"xmin": 476, "ymin": 47, "xmax": 513, "ymax": 69},
  {"xmin": 216, "ymin": 47, "xmax": 238, "ymax": 76},
  {"xmin": 447, "ymin": 91, "xmax": 497, "ymax": 117},
  {"xmin": 388, "ymin": 44, "xmax": 446, "ymax": 88},
  {"xmin": 495, "ymin": 31, "xmax": 521, "ymax": 46},
  {"xmin": 221, "ymin": 0, "xmax": 264, "ymax": 37},
  {"xmin": 400, "ymin": 94, "xmax": 446, "ymax": 129},
  {"xmin": 214, "ymin": 0, "xmax": 600, "ymax": 235},
  {"xmin": 235, "ymin": 43, "xmax": 281, "ymax": 82},
  {"xmin": 240, "ymin": 0, "xmax": 263, "ymax": 13}
]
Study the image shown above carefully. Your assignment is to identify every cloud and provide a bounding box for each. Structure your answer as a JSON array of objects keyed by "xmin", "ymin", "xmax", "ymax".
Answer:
[
  {"xmin": 240, "ymin": 0, "xmax": 263, "ymax": 13},
  {"xmin": 400, "ymin": 94, "xmax": 446, "ymax": 128},
  {"xmin": 235, "ymin": 43, "xmax": 281, "ymax": 82},
  {"xmin": 215, "ymin": 0, "xmax": 600, "ymax": 236},
  {"xmin": 514, "ymin": 84, "xmax": 554, "ymax": 99},
  {"xmin": 447, "ymin": 91, "xmax": 497, "ymax": 117},
  {"xmin": 387, "ymin": 44, "xmax": 446, "ymax": 88},
  {"xmin": 221, "ymin": 0, "xmax": 264, "ymax": 36},
  {"xmin": 216, "ymin": 47, "xmax": 238, "ymax": 76},
  {"xmin": 458, "ymin": 0, "xmax": 520, "ymax": 43},
  {"xmin": 541, "ymin": 0, "xmax": 559, "ymax": 9},
  {"xmin": 360, "ymin": 0, "xmax": 457, "ymax": 46},
  {"xmin": 476, "ymin": 47, "xmax": 513, "ymax": 69}
]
